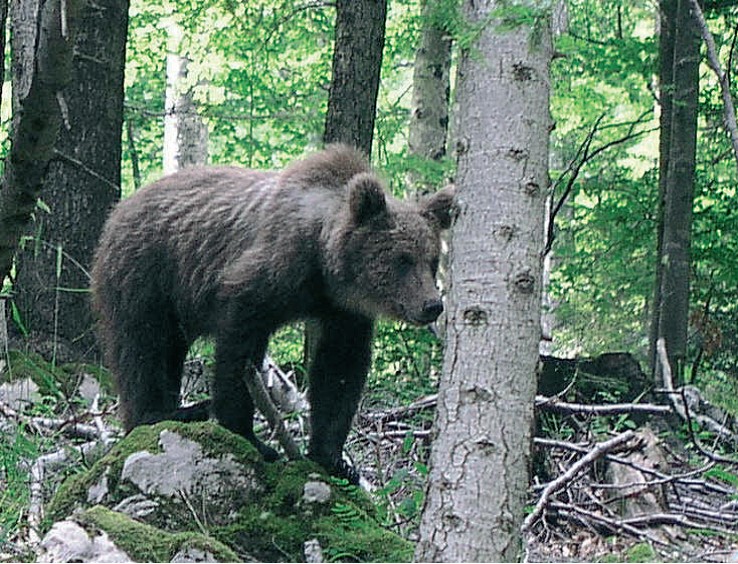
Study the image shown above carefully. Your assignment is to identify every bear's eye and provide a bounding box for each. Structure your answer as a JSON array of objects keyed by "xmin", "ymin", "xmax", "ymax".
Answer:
[
  {"xmin": 395, "ymin": 254, "xmax": 415, "ymax": 276},
  {"xmin": 431, "ymin": 257, "xmax": 440, "ymax": 277}
]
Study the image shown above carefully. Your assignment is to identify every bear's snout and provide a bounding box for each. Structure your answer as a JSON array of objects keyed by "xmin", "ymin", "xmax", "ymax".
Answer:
[{"xmin": 419, "ymin": 298, "xmax": 444, "ymax": 324}]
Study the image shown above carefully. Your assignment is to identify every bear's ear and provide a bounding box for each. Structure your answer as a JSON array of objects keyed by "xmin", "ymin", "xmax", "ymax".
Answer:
[
  {"xmin": 348, "ymin": 173, "xmax": 388, "ymax": 225},
  {"xmin": 421, "ymin": 184, "xmax": 455, "ymax": 229}
]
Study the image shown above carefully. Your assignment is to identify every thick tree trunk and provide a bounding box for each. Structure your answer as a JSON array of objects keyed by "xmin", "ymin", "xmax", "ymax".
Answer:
[
  {"xmin": 0, "ymin": 0, "xmax": 77, "ymax": 284},
  {"xmin": 323, "ymin": 0, "xmax": 387, "ymax": 154},
  {"xmin": 12, "ymin": 0, "xmax": 129, "ymax": 361},
  {"xmin": 407, "ymin": 0, "xmax": 452, "ymax": 193},
  {"xmin": 652, "ymin": 0, "xmax": 700, "ymax": 385},
  {"xmin": 415, "ymin": 2, "xmax": 552, "ymax": 561}
]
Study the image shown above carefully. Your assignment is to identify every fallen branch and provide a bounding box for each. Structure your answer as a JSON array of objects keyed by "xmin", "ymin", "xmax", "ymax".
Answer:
[
  {"xmin": 535, "ymin": 396, "xmax": 672, "ymax": 416},
  {"xmin": 522, "ymin": 430, "xmax": 636, "ymax": 532},
  {"xmin": 657, "ymin": 338, "xmax": 738, "ymax": 465}
]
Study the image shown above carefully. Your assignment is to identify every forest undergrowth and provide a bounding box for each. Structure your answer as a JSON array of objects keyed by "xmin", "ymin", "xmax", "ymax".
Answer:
[{"xmin": 1, "ymin": 321, "xmax": 737, "ymax": 562}]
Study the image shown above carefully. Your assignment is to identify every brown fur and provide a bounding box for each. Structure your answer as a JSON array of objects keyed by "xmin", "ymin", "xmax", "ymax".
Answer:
[{"xmin": 91, "ymin": 144, "xmax": 454, "ymax": 482}]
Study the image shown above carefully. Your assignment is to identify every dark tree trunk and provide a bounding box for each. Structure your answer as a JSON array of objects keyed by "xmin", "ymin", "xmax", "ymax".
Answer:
[
  {"xmin": 306, "ymin": 0, "xmax": 387, "ymax": 366},
  {"xmin": 652, "ymin": 0, "xmax": 700, "ymax": 386},
  {"xmin": 0, "ymin": 0, "xmax": 7, "ymax": 99},
  {"xmin": 323, "ymin": 0, "xmax": 387, "ymax": 154},
  {"xmin": 648, "ymin": 0, "xmax": 676, "ymax": 381},
  {"xmin": 13, "ymin": 0, "xmax": 129, "ymax": 361},
  {"xmin": 0, "ymin": 0, "xmax": 77, "ymax": 284}
]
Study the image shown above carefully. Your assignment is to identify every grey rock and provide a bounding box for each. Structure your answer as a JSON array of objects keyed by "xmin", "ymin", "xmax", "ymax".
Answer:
[{"xmin": 39, "ymin": 520, "xmax": 132, "ymax": 563}]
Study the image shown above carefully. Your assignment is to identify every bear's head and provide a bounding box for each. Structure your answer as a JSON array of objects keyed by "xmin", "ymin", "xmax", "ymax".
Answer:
[{"xmin": 325, "ymin": 173, "xmax": 455, "ymax": 325}]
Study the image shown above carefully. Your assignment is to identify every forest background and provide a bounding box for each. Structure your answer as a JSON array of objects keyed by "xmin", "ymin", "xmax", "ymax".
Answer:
[
  {"xmin": 0, "ymin": 0, "xmax": 738, "ymax": 560},
  {"xmin": 111, "ymin": 0, "xmax": 738, "ymax": 404}
]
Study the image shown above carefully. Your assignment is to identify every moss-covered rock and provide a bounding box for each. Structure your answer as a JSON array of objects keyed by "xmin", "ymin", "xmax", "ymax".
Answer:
[{"xmin": 45, "ymin": 421, "xmax": 413, "ymax": 562}]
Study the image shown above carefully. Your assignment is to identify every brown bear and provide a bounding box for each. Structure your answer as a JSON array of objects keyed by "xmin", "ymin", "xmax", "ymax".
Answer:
[{"xmin": 91, "ymin": 144, "xmax": 454, "ymax": 482}]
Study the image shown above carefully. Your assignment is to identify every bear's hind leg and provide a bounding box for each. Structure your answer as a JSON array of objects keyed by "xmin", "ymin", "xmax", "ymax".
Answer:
[
  {"xmin": 113, "ymin": 313, "xmax": 186, "ymax": 431},
  {"xmin": 307, "ymin": 313, "xmax": 373, "ymax": 483},
  {"xmin": 213, "ymin": 327, "xmax": 279, "ymax": 461}
]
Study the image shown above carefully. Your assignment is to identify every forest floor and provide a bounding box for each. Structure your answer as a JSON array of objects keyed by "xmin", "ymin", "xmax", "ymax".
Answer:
[{"xmin": 1, "ymin": 353, "xmax": 737, "ymax": 562}]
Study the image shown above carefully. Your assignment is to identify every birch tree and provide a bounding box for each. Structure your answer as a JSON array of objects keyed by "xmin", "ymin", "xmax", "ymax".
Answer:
[
  {"xmin": 416, "ymin": 1, "xmax": 552, "ymax": 561},
  {"xmin": 163, "ymin": 23, "xmax": 208, "ymax": 174}
]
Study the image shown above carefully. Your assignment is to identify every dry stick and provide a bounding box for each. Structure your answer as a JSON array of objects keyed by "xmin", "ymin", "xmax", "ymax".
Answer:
[
  {"xmin": 548, "ymin": 501, "xmax": 676, "ymax": 550},
  {"xmin": 657, "ymin": 338, "xmax": 738, "ymax": 466},
  {"xmin": 689, "ymin": 0, "xmax": 738, "ymax": 169},
  {"xmin": 242, "ymin": 363, "xmax": 302, "ymax": 461},
  {"xmin": 535, "ymin": 396, "xmax": 672, "ymax": 416},
  {"xmin": 521, "ymin": 430, "xmax": 636, "ymax": 532}
]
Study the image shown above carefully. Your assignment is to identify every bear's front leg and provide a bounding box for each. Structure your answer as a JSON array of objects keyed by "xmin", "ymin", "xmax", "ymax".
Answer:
[{"xmin": 307, "ymin": 312, "xmax": 373, "ymax": 484}]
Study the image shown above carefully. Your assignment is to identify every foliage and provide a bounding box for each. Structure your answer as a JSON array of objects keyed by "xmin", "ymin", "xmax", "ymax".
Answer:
[{"xmin": 0, "ymin": 426, "xmax": 37, "ymax": 548}]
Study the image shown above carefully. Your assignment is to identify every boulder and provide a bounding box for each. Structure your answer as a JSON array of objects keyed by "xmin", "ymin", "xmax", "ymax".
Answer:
[{"xmin": 43, "ymin": 421, "xmax": 412, "ymax": 562}]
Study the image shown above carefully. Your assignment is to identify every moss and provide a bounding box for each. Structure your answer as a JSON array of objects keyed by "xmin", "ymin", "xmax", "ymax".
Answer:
[
  {"xmin": 625, "ymin": 542, "xmax": 657, "ymax": 562},
  {"xmin": 77, "ymin": 506, "xmax": 239, "ymax": 562},
  {"xmin": 3, "ymin": 349, "xmax": 114, "ymax": 399},
  {"xmin": 48, "ymin": 421, "xmax": 412, "ymax": 562},
  {"xmin": 170, "ymin": 420, "xmax": 264, "ymax": 469},
  {"xmin": 314, "ymin": 508, "xmax": 413, "ymax": 563},
  {"xmin": 46, "ymin": 424, "xmax": 164, "ymax": 523}
]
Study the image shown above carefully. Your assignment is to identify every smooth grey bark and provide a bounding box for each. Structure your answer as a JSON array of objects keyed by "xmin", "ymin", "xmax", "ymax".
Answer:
[
  {"xmin": 649, "ymin": 0, "xmax": 676, "ymax": 380},
  {"xmin": 0, "ymin": 0, "xmax": 77, "ymax": 284},
  {"xmin": 415, "ymin": 1, "xmax": 552, "ymax": 561},
  {"xmin": 12, "ymin": 0, "xmax": 129, "ymax": 360}
]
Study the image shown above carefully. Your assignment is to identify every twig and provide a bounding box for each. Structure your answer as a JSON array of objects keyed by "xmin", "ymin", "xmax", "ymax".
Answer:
[
  {"xmin": 689, "ymin": 0, "xmax": 738, "ymax": 171},
  {"xmin": 535, "ymin": 396, "xmax": 672, "ymax": 416},
  {"xmin": 548, "ymin": 501, "xmax": 674, "ymax": 549},
  {"xmin": 522, "ymin": 430, "xmax": 636, "ymax": 532}
]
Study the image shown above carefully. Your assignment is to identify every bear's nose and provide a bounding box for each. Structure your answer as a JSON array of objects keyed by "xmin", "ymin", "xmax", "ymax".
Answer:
[{"xmin": 421, "ymin": 299, "xmax": 444, "ymax": 322}]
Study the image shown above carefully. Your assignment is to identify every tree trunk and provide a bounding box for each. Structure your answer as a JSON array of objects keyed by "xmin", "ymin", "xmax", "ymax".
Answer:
[
  {"xmin": 323, "ymin": 0, "xmax": 387, "ymax": 154},
  {"xmin": 0, "ymin": 0, "xmax": 78, "ymax": 284},
  {"xmin": 415, "ymin": 2, "xmax": 552, "ymax": 562},
  {"xmin": 649, "ymin": 0, "xmax": 676, "ymax": 381},
  {"xmin": 652, "ymin": 0, "xmax": 700, "ymax": 385},
  {"xmin": 306, "ymin": 0, "xmax": 387, "ymax": 367},
  {"xmin": 407, "ymin": 0, "xmax": 452, "ymax": 194},
  {"xmin": 163, "ymin": 24, "xmax": 208, "ymax": 174},
  {"xmin": 12, "ymin": 0, "xmax": 129, "ymax": 361}
]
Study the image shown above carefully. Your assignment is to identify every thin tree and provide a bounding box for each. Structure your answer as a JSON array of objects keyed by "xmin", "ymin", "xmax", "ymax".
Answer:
[
  {"xmin": 407, "ymin": 0, "xmax": 452, "ymax": 194},
  {"xmin": 11, "ymin": 0, "xmax": 129, "ymax": 360},
  {"xmin": 163, "ymin": 23, "xmax": 208, "ymax": 174},
  {"xmin": 650, "ymin": 0, "xmax": 700, "ymax": 385},
  {"xmin": 415, "ymin": 1, "xmax": 552, "ymax": 561},
  {"xmin": 306, "ymin": 0, "xmax": 387, "ymax": 366}
]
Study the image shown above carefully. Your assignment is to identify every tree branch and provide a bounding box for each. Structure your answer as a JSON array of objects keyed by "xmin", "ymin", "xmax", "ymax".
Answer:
[
  {"xmin": 522, "ymin": 430, "xmax": 636, "ymax": 532},
  {"xmin": 688, "ymin": 0, "xmax": 738, "ymax": 171}
]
